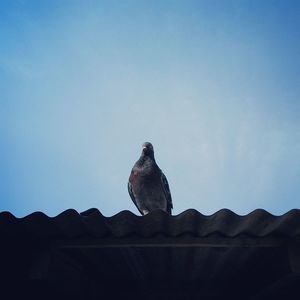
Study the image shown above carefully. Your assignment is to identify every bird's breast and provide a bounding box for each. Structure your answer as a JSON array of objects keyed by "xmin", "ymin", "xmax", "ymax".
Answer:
[
  {"xmin": 129, "ymin": 169, "xmax": 140, "ymax": 184},
  {"xmin": 129, "ymin": 167, "xmax": 157, "ymax": 185}
]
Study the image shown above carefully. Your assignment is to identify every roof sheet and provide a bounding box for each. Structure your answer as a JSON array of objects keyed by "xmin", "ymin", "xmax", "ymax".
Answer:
[
  {"xmin": 1, "ymin": 209, "xmax": 300, "ymax": 299},
  {"xmin": 1, "ymin": 208, "xmax": 300, "ymax": 239}
]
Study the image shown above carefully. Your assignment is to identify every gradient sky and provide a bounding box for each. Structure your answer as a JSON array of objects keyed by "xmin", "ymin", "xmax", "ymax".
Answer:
[{"xmin": 1, "ymin": 0, "xmax": 300, "ymax": 217}]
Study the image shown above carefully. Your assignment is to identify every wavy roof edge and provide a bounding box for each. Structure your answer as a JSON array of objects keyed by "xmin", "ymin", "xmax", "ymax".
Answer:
[
  {"xmin": 1, "ymin": 208, "xmax": 300, "ymax": 238},
  {"xmin": 2, "ymin": 208, "xmax": 300, "ymax": 219}
]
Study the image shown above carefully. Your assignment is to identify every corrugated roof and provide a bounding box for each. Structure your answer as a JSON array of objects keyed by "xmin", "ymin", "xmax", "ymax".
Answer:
[
  {"xmin": 1, "ymin": 209, "xmax": 300, "ymax": 300},
  {"xmin": 1, "ymin": 208, "xmax": 300, "ymax": 238}
]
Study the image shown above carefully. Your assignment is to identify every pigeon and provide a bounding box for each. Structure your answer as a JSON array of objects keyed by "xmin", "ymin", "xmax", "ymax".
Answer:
[{"xmin": 128, "ymin": 142, "xmax": 173, "ymax": 215}]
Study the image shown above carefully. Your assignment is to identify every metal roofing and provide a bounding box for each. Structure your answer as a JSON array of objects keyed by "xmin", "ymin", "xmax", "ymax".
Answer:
[
  {"xmin": 1, "ymin": 208, "xmax": 300, "ymax": 238},
  {"xmin": 1, "ymin": 209, "xmax": 300, "ymax": 300}
]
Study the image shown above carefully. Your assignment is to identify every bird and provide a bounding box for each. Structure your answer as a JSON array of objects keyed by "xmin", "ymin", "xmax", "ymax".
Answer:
[{"xmin": 128, "ymin": 142, "xmax": 173, "ymax": 215}]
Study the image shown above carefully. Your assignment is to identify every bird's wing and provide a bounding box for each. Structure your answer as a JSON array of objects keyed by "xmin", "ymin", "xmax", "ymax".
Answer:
[
  {"xmin": 127, "ymin": 181, "xmax": 143, "ymax": 215},
  {"xmin": 161, "ymin": 172, "xmax": 173, "ymax": 214}
]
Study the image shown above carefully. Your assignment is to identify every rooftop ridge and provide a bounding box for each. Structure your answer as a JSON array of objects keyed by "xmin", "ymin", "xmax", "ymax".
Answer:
[{"xmin": 1, "ymin": 208, "xmax": 300, "ymax": 238}]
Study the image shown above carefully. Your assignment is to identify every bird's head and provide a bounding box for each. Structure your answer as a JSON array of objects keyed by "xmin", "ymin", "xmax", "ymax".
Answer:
[{"xmin": 142, "ymin": 142, "xmax": 154, "ymax": 158}]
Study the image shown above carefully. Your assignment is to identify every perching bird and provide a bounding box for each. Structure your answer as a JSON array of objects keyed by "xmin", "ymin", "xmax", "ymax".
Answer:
[{"xmin": 128, "ymin": 142, "xmax": 173, "ymax": 215}]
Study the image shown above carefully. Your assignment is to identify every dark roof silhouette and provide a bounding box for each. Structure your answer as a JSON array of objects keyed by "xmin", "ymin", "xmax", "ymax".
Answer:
[{"xmin": 1, "ymin": 208, "xmax": 300, "ymax": 299}]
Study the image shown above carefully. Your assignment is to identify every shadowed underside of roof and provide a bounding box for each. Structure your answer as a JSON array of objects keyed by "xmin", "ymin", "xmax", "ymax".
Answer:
[{"xmin": 1, "ymin": 209, "xmax": 300, "ymax": 300}]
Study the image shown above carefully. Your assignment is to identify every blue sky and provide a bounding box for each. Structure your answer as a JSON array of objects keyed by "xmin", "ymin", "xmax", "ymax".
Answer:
[{"xmin": 1, "ymin": 0, "xmax": 299, "ymax": 217}]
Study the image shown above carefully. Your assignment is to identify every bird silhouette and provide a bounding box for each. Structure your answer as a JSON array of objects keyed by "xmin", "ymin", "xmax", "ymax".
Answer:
[{"xmin": 128, "ymin": 142, "xmax": 173, "ymax": 215}]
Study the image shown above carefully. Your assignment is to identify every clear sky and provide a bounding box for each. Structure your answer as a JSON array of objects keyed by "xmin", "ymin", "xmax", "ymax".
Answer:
[{"xmin": 1, "ymin": 0, "xmax": 299, "ymax": 217}]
